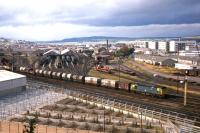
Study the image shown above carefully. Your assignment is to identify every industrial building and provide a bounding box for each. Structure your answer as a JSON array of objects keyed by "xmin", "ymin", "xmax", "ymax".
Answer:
[
  {"xmin": 0, "ymin": 70, "xmax": 26, "ymax": 96},
  {"xmin": 134, "ymin": 55, "xmax": 177, "ymax": 67},
  {"xmin": 132, "ymin": 40, "xmax": 196, "ymax": 53}
]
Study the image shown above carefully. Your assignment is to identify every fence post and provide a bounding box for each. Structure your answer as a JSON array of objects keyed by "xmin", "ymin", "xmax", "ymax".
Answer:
[
  {"xmin": 18, "ymin": 122, "xmax": 20, "ymax": 133},
  {"xmin": 9, "ymin": 121, "xmax": 10, "ymax": 133},
  {"xmin": 0, "ymin": 121, "xmax": 1, "ymax": 132}
]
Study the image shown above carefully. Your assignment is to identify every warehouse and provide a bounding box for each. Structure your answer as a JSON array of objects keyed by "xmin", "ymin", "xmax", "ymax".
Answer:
[
  {"xmin": 0, "ymin": 70, "xmax": 26, "ymax": 96},
  {"xmin": 135, "ymin": 55, "xmax": 177, "ymax": 67}
]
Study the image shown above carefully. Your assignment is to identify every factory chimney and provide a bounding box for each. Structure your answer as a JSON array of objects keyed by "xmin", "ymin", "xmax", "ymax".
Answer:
[{"xmin": 106, "ymin": 40, "xmax": 109, "ymax": 52}]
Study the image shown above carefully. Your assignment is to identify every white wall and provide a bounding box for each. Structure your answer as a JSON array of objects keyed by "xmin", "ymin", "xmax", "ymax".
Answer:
[
  {"xmin": 158, "ymin": 41, "xmax": 167, "ymax": 51},
  {"xmin": 148, "ymin": 41, "xmax": 156, "ymax": 49}
]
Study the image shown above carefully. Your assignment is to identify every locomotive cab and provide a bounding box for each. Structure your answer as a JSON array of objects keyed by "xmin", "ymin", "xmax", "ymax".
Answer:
[{"xmin": 157, "ymin": 86, "xmax": 167, "ymax": 97}]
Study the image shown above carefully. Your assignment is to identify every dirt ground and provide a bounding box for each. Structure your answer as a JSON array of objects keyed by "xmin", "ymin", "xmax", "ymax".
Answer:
[{"xmin": 0, "ymin": 121, "xmax": 99, "ymax": 133}]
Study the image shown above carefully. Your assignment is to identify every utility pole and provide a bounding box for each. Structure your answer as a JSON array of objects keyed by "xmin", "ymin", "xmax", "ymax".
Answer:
[
  {"xmin": 141, "ymin": 111, "xmax": 143, "ymax": 133},
  {"xmin": 184, "ymin": 70, "xmax": 188, "ymax": 106},
  {"xmin": 118, "ymin": 57, "xmax": 121, "ymax": 82},
  {"xmin": 103, "ymin": 107, "xmax": 105, "ymax": 132},
  {"xmin": 176, "ymin": 37, "xmax": 181, "ymax": 94},
  {"xmin": 12, "ymin": 53, "xmax": 14, "ymax": 71}
]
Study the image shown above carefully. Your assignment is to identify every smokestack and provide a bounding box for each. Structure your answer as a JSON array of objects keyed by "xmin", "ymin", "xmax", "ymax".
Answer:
[{"xmin": 106, "ymin": 40, "xmax": 109, "ymax": 52}]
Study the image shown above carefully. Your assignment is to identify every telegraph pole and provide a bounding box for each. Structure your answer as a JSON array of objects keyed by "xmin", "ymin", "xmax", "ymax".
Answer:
[
  {"xmin": 12, "ymin": 53, "xmax": 14, "ymax": 71},
  {"xmin": 103, "ymin": 108, "xmax": 105, "ymax": 132},
  {"xmin": 118, "ymin": 57, "xmax": 120, "ymax": 82},
  {"xmin": 184, "ymin": 70, "xmax": 188, "ymax": 106},
  {"xmin": 176, "ymin": 37, "xmax": 181, "ymax": 94},
  {"xmin": 141, "ymin": 111, "xmax": 143, "ymax": 133}
]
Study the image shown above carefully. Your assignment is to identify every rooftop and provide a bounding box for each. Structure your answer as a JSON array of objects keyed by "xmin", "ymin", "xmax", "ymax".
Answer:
[{"xmin": 0, "ymin": 70, "xmax": 26, "ymax": 82}]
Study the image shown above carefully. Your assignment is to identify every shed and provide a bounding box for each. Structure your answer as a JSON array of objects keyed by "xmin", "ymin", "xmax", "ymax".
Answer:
[{"xmin": 0, "ymin": 70, "xmax": 26, "ymax": 96}]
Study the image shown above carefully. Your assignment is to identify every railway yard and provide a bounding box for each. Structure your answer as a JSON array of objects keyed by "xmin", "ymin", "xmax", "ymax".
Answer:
[
  {"xmin": 28, "ymin": 76, "xmax": 200, "ymax": 124},
  {"xmin": 0, "ymin": 78, "xmax": 200, "ymax": 133},
  {"xmin": 1, "ymin": 55, "xmax": 200, "ymax": 132}
]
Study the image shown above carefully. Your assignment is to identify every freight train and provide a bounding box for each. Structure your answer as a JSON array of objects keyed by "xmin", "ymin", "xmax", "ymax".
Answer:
[{"xmin": 19, "ymin": 67, "xmax": 167, "ymax": 98}]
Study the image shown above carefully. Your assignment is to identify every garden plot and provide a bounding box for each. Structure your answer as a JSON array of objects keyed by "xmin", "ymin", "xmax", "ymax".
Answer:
[{"xmin": 10, "ymin": 97, "xmax": 164, "ymax": 133}]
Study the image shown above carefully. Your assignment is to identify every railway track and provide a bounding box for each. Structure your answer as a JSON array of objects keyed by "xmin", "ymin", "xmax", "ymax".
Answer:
[{"xmin": 26, "ymin": 74, "xmax": 200, "ymax": 126}]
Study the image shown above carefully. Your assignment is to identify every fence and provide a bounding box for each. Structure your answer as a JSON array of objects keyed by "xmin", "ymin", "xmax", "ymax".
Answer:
[
  {"xmin": 63, "ymin": 89, "xmax": 200, "ymax": 133},
  {"xmin": 0, "ymin": 81, "xmax": 68, "ymax": 120},
  {"xmin": 1, "ymin": 80, "xmax": 200, "ymax": 133}
]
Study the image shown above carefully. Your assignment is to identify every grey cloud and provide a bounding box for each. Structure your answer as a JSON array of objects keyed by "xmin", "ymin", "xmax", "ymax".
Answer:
[{"xmin": 0, "ymin": 0, "xmax": 200, "ymax": 27}]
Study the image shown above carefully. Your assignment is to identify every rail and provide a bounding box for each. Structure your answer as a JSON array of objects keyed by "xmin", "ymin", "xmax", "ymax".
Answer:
[{"xmin": 63, "ymin": 89, "xmax": 200, "ymax": 133}]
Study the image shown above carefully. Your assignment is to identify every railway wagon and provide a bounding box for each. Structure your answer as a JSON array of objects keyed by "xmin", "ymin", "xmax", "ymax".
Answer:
[
  {"xmin": 67, "ymin": 74, "xmax": 73, "ymax": 81},
  {"xmin": 43, "ymin": 70, "xmax": 52, "ymax": 78},
  {"xmin": 101, "ymin": 79, "xmax": 118, "ymax": 88},
  {"xmin": 52, "ymin": 72, "xmax": 57, "ymax": 78},
  {"xmin": 47, "ymin": 71, "xmax": 53, "ymax": 78},
  {"xmin": 118, "ymin": 82, "xmax": 131, "ymax": 91},
  {"xmin": 185, "ymin": 69, "xmax": 199, "ymax": 77},
  {"xmin": 52, "ymin": 72, "xmax": 62, "ymax": 79},
  {"xmin": 56, "ymin": 72, "xmax": 62, "ymax": 79},
  {"xmin": 43, "ymin": 70, "xmax": 48, "ymax": 77},
  {"xmin": 61, "ymin": 73, "xmax": 67, "ymax": 80},
  {"xmin": 20, "ymin": 67, "xmax": 34, "ymax": 74},
  {"xmin": 71, "ymin": 75, "xmax": 85, "ymax": 83},
  {"xmin": 19, "ymin": 67, "xmax": 26, "ymax": 72},
  {"xmin": 38, "ymin": 70, "xmax": 44, "ymax": 76},
  {"xmin": 35, "ymin": 69, "xmax": 40, "ymax": 75},
  {"xmin": 28, "ymin": 69, "xmax": 35, "ymax": 75},
  {"xmin": 85, "ymin": 77, "xmax": 101, "ymax": 86}
]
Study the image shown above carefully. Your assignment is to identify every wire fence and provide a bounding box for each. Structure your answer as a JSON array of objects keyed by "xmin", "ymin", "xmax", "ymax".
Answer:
[
  {"xmin": 0, "ymin": 82, "xmax": 67, "ymax": 120},
  {"xmin": 63, "ymin": 89, "xmax": 200, "ymax": 133}
]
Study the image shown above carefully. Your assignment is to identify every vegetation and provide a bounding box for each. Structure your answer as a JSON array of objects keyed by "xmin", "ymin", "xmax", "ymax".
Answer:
[
  {"xmin": 23, "ymin": 118, "xmax": 36, "ymax": 133},
  {"xmin": 115, "ymin": 45, "xmax": 134, "ymax": 57}
]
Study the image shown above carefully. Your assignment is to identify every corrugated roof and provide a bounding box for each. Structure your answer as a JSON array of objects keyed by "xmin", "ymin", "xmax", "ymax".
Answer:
[
  {"xmin": 0, "ymin": 70, "xmax": 26, "ymax": 82},
  {"xmin": 43, "ymin": 49, "xmax": 60, "ymax": 55},
  {"xmin": 61, "ymin": 49, "xmax": 70, "ymax": 55}
]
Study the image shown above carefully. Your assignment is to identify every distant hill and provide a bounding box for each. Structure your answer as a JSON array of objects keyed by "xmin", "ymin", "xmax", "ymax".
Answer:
[
  {"xmin": 184, "ymin": 36, "xmax": 200, "ymax": 39},
  {"xmin": 183, "ymin": 35, "xmax": 200, "ymax": 42},
  {"xmin": 41, "ymin": 36, "xmax": 180, "ymax": 43},
  {"xmin": 46, "ymin": 36, "xmax": 135, "ymax": 43}
]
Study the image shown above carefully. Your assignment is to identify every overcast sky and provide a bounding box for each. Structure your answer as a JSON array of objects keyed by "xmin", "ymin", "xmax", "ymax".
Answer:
[{"xmin": 0, "ymin": 0, "xmax": 200, "ymax": 41}]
